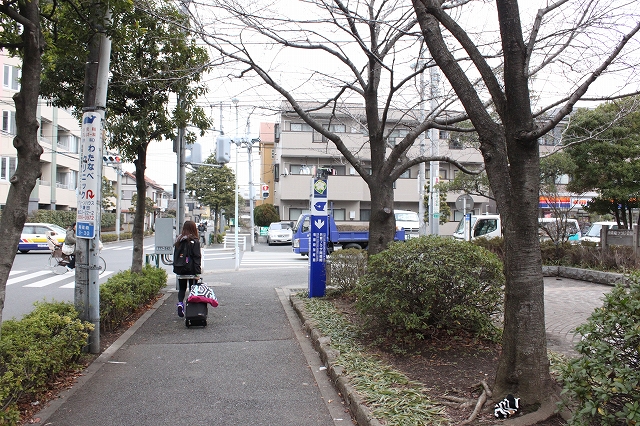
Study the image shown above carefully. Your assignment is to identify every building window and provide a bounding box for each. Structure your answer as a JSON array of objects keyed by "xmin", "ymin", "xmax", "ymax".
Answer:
[
  {"xmin": 0, "ymin": 157, "xmax": 17, "ymax": 181},
  {"xmin": 290, "ymin": 164, "xmax": 312, "ymax": 175},
  {"xmin": 289, "ymin": 208, "xmax": 304, "ymax": 221},
  {"xmin": 323, "ymin": 123, "xmax": 346, "ymax": 133},
  {"xmin": 332, "ymin": 208, "xmax": 346, "ymax": 221},
  {"xmin": 70, "ymin": 171, "xmax": 78, "ymax": 189},
  {"xmin": 439, "ymin": 130, "xmax": 450, "ymax": 140},
  {"xmin": 360, "ymin": 209, "xmax": 371, "ymax": 221},
  {"xmin": 290, "ymin": 122, "xmax": 312, "ymax": 132},
  {"xmin": 400, "ymin": 169, "xmax": 411, "ymax": 179},
  {"xmin": 56, "ymin": 171, "xmax": 69, "ymax": 189},
  {"xmin": 3, "ymin": 65, "xmax": 20, "ymax": 91},
  {"xmin": 387, "ymin": 129, "xmax": 409, "ymax": 146},
  {"xmin": 2, "ymin": 110, "xmax": 16, "ymax": 135}
]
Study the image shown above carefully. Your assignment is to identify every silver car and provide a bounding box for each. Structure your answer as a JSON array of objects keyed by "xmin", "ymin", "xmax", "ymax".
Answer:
[{"xmin": 267, "ymin": 222, "xmax": 293, "ymax": 245}]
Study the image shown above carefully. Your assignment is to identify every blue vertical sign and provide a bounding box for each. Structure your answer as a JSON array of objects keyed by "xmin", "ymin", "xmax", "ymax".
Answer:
[{"xmin": 309, "ymin": 178, "xmax": 328, "ymax": 297}]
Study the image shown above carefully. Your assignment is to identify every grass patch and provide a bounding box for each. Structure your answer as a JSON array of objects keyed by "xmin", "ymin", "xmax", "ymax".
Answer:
[{"xmin": 302, "ymin": 296, "xmax": 450, "ymax": 426}]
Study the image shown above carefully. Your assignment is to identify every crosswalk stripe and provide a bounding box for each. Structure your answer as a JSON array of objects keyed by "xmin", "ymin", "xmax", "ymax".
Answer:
[
  {"xmin": 9, "ymin": 270, "xmax": 25, "ymax": 276},
  {"xmin": 7, "ymin": 270, "xmax": 51, "ymax": 286},
  {"xmin": 58, "ymin": 271, "xmax": 115, "ymax": 288},
  {"xmin": 23, "ymin": 274, "xmax": 70, "ymax": 287}
]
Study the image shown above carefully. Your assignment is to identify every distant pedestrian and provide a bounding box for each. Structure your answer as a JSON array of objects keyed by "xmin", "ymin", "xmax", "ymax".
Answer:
[
  {"xmin": 198, "ymin": 221, "xmax": 207, "ymax": 246},
  {"xmin": 173, "ymin": 220, "xmax": 202, "ymax": 317}
]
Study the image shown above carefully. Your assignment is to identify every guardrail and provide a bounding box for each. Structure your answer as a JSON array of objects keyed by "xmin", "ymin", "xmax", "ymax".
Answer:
[{"xmin": 223, "ymin": 234, "xmax": 249, "ymax": 251}]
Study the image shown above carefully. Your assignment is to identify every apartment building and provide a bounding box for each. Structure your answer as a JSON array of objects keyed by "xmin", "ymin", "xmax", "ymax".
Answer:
[
  {"xmin": 119, "ymin": 172, "xmax": 172, "ymax": 231},
  {"xmin": 2, "ymin": 52, "xmax": 117, "ymax": 213},
  {"xmin": 264, "ymin": 103, "xmax": 493, "ymax": 234}
]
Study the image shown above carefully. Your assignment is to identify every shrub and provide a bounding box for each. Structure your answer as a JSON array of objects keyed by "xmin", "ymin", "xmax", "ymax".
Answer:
[
  {"xmin": 326, "ymin": 248, "xmax": 367, "ymax": 295},
  {"xmin": 100, "ymin": 265, "xmax": 167, "ymax": 331},
  {"xmin": 0, "ymin": 302, "xmax": 93, "ymax": 425},
  {"xmin": 559, "ymin": 273, "xmax": 640, "ymax": 426},
  {"xmin": 253, "ymin": 203, "xmax": 280, "ymax": 227},
  {"xmin": 355, "ymin": 236, "xmax": 504, "ymax": 344}
]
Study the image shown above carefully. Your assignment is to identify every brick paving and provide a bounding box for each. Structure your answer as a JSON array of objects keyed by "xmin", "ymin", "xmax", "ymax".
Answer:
[{"xmin": 544, "ymin": 276, "xmax": 613, "ymax": 357}]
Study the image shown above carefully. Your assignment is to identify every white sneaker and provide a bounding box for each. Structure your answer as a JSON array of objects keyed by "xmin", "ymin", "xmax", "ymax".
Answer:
[{"xmin": 66, "ymin": 266, "xmax": 73, "ymax": 272}]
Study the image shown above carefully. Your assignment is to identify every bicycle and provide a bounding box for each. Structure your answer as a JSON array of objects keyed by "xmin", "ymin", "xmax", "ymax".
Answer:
[{"xmin": 47, "ymin": 236, "xmax": 106, "ymax": 275}]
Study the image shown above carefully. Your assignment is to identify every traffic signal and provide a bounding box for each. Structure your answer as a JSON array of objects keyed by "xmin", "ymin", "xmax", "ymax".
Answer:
[
  {"xmin": 186, "ymin": 142, "xmax": 202, "ymax": 164},
  {"xmin": 103, "ymin": 154, "xmax": 121, "ymax": 164},
  {"xmin": 261, "ymin": 184, "xmax": 269, "ymax": 199},
  {"xmin": 216, "ymin": 136, "xmax": 231, "ymax": 163}
]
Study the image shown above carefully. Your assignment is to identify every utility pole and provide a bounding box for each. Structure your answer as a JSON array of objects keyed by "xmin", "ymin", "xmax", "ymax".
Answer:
[
  {"xmin": 115, "ymin": 164, "xmax": 121, "ymax": 240},
  {"xmin": 78, "ymin": 6, "xmax": 112, "ymax": 353},
  {"xmin": 428, "ymin": 56, "xmax": 440, "ymax": 236},
  {"xmin": 417, "ymin": 46, "xmax": 427, "ymax": 236}
]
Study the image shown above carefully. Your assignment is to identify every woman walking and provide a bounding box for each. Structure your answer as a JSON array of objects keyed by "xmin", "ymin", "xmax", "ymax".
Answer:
[{"xmin": 173, "ymin": 220, "xmax": 202, "ymax": 317}]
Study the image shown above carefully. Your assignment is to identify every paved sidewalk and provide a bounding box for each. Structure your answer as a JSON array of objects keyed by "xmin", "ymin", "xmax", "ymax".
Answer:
[
  {"xmin": 544, "ymin": 275, "xmax": 613, "ymax": 357},
  {"xmin": 33, "ymin": 267, "xmax": 350, "ymax": 426},
  {"xmin": 31, "ymin": 268, "xmax": 612, "ymax": 425}
]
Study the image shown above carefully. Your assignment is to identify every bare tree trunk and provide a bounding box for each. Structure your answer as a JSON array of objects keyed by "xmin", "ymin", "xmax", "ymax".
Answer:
[
  {"xmin": 131, "ymin": 144, "xmax": 148, "ymax": 273},
  {"xmin": 0, "ymin": 1, "xmax": 44, "ymax": 331},
  {"xmin": 367, "ymin": 179, "xmax": 395, "ymax": 254}
]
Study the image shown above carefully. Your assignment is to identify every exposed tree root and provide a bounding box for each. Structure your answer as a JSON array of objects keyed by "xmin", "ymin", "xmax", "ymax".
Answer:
[{"xmin": 438, "ymin": 380, "xmax": 493, "ymax": 425}]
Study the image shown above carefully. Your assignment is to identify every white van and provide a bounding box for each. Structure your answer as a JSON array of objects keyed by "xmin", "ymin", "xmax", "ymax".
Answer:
[
  {"xmin": 452, "ymin": 215, "xmax": 581, "ymax": 243},
  {"xmin": 538, "ymin": 217, "xmax": 581, "ymax": 242},
  {"xmin": 580, "ymin": 221, "xmax": 620, "ymax": 243},
  {"xmin": 452, "ymin": 214, "xmax": 501, "ymax": 241},
  {"xmin": 395, "ymin": 210, "xmax": 420, "ymax": 239}
]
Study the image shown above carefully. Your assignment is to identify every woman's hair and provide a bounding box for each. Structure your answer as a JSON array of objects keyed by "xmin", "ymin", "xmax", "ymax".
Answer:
[{"xmin": 175, "ymin": 220, "xmax": 199, "ymax": 246}]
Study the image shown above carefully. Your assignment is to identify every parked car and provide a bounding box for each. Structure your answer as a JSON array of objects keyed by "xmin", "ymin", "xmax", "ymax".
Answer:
[
  {"xmin": 19, "ymin": 223, "xmax": 67, "ymax": 253},
  {"xmin": 267, "ymin": 221, "xmax": 293, "ymax": 245},
  {"xmin": 538, "ymin": 217, "xmax": 581, "ymax": 242},
  {"xmin": 580, "ymin": 221, "xmax": 621, "ymax": 243}
]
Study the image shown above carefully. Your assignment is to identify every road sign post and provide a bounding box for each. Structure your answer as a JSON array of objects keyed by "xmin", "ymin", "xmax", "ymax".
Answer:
[{"xmin": 309, "ymin": 178, "xmax": 328, "ymax": 297}]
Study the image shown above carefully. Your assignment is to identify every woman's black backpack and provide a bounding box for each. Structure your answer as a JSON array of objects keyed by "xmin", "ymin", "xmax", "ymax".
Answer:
[{"xmin": 173, "ymin": 240, "xmax": 197, "ymax": 274}]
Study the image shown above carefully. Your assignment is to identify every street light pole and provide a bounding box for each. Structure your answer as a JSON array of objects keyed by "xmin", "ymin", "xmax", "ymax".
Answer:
[{"xmin": 232, "ymin": 98, "xmax": 240, "ymax": 270}]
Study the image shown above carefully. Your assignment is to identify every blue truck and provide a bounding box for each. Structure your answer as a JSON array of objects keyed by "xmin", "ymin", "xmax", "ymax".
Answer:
[{"xmin": 292, "ymin": 213, "xmax": 406, "ymax": 256}]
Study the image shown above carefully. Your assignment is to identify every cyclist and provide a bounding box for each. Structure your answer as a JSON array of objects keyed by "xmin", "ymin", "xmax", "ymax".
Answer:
[{"xmin": 63, "ymin": 223, "xmax": 76, "ymax": 272}]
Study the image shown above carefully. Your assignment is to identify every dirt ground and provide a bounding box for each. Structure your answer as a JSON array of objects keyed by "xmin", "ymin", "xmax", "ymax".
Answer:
[{"xmin": 331, "ymin": 296, "xmax": 568, "ymax": 425}]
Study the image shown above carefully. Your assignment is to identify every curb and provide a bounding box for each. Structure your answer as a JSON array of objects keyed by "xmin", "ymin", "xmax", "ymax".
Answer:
[
  {"xmin": 290, "ymin": 295, "xmax": 383, "ymax": 426},
  {"xmin": 542, "ymin": 265, "xmax": 628, "ymax": 286},
  {"xmin": 31, "ymin": 290, "xmax": 172, "ymax": 425}
]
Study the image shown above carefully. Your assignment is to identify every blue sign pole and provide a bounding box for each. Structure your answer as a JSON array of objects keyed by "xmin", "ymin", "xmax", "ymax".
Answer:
[{"xmin": 309, "ymin": 178, "xmax": 328, "ymax": 297}]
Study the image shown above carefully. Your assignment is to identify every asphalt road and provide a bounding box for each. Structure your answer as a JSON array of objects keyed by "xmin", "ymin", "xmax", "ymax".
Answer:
[{"xmin": 3, "ymin": 238, "xmax": 303, "ymax": 322}]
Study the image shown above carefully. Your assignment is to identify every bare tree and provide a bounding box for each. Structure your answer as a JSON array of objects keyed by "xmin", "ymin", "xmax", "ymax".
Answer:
[
  {"xmin": 411, "ymin": 0, "xmax": 640, "ymax": 417},
  {"xmin": 0, "ymin": 0, "xmax": 46, "ymax": 331},
  {"xmin": 195, "ymin": 0, "xmax": 480, "ymax": 254},
  {"xmin": 192, "ymin": 0, "xmax": 639, "ymax": 419}
]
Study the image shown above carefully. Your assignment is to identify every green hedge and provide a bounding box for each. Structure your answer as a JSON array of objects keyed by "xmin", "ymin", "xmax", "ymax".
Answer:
[
  {"xmin": 0, "ymin": 265, "xmax": 168, "ymax": 424},
  {"xmin": 356, "ymin": 236, "xmax": 505, "ymax": 346},
  {"xmin": 0, "ymin": 302, "xmax": 93, "ymax": 425},
  {"xmin": 28, "ymin": 210, "xmax": 120, "ymax": 229},
  {"xmin": 100, "ymin": 265, "xmax": 167, "ymax": 332}
]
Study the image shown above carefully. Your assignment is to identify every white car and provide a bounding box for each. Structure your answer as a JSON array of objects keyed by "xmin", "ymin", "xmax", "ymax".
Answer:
[
  {"xmin": 267, "ymin": 222, "xmax": 293, "ymax": 245},
  {"xmin": 19, "ymin": 223, "xmax": 67, "ymax": 253},
  {"xmin": 580, "ymin": 221, "xmax": 621, "ymax": 243}
]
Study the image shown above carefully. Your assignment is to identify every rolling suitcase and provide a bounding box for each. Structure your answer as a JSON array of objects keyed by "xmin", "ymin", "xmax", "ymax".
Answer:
[{"xmin": 184, "ymin": 301, "xmax": 208, "ymax": 327}]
